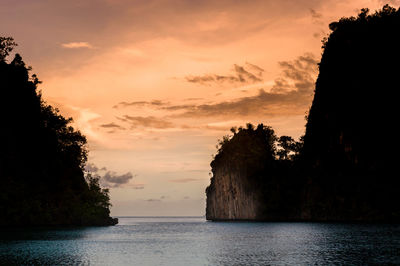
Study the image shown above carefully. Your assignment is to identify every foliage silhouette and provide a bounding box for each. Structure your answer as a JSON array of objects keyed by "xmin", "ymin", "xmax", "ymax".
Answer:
[
  {"xmin": 0, "ymin": 39, "xmax": 117, "ymax": 226},
  {"xmin": 277, "ymin": 136, "xmax": 303, "ymax": 161},
  {"xmin": 0, "ymin": 37, "xmax": 17, "ymax": 61}
]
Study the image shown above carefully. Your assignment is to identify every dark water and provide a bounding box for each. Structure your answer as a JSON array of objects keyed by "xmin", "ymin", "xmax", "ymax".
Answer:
[{"xmin": 1, "ymin": 217, "xmax": 400, "ymax": 265}]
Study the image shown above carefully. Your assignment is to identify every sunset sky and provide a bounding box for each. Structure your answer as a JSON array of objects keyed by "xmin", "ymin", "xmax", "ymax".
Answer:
[{"xmin": 0, "ymin": 0, "xmax": 395, "ymax": 216}]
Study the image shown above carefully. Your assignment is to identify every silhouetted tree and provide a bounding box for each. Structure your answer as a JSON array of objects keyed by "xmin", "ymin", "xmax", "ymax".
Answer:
[
  {"xmin": 277, "ymin": 136, "xmax": 294, "ymax": 160},
  {"xmin": 0, "ymin": 37, "xmax": 17, "ymax": 61},
  {"xmin": 277, "ymin": 135, "xmax": 304, "ymax": 160}
]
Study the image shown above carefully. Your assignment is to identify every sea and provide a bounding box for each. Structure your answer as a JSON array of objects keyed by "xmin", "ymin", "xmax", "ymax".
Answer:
[{"xmin": 1, "ymin": 217, "xmax": 400, "ymax": 265}]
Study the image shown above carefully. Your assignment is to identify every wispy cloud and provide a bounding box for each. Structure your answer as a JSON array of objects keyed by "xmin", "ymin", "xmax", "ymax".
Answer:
[
  {"xmin": 309, "ymin": 8, "xmax": 325, "ymax": 38},
  {"xmin": 100, "ymin": 122, "xmax": 125, "ymax": 129},
  {"xmin": 145, "ymin": 195, "xmax": 170, "ymax": 202},
  {"xmin": 146, "ymin": 198, "xmax": 161, "ymax": 202},
  {"xmin": 130, "ymin": 184, "xmax": 145, "ymax": 189},
  {"xmin": 184, "ymin": 97, "xmax": 204, "ymax": 101},
  {"xmin": 113, "ymin": 100, "xmax": 169, "ymax": 109},
  {"xmin": 310, "ymin": 8, "xmax": 323, "ymax": 20},
  {"xmin": 117, "ymin": 115, "xmax": 175, "ymax": 129},
  {"xmin": 185, "ymin": 62, "xmax": 264, "ymax": 86},
  {"xmin": 246, "ymin": 62, "xmax": 265, "ymax": 76},
  {"xmin": 61, "ymin": 42, "xmax": 93, "ymax": 49}
]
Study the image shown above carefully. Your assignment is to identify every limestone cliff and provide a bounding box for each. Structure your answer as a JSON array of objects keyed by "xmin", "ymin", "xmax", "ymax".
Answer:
[{"xmin": 206, "ymin": 162, "xmax": 261, "ymax": 220}]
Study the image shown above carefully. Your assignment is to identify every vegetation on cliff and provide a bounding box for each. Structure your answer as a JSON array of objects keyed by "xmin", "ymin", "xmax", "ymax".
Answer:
[
  {"xmin": 206, "ymin": 124, "xmax": 303, "ymax": 220},
  {"xmin": 206, "ymin": 5, "xmax": 400, "ymax": 221},
  {"xmin": 0, "ymin": 37, "xmax": 117, "ymax": 226}
]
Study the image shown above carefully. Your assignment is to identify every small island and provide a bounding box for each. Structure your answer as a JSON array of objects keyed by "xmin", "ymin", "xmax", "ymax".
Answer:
[
  {"xmin": 0, "ymin": 38, "xmax": 117, "ymax": 226},
  {"xmin": 206, "ymin": 5, "xmax": 400, "ymax": 222}
]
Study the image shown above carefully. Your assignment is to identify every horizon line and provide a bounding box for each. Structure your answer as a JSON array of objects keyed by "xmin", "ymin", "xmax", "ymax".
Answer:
[{"xmin": 114, "ymin": 215, "xmax": 205, "ymax": 218}]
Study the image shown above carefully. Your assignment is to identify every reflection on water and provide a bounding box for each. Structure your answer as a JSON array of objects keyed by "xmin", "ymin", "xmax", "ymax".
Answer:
[{"xmin": 1, "ymin": 217, "xmax": 400, "ymax": 265}]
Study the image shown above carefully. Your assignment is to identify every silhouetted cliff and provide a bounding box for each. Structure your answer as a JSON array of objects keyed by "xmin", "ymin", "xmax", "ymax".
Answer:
[
  {"xmin": 206, "ymin": 6, "xmax": 400, "ymax": 222},
  {"xmin": 301, "ymin": 5, "xmax": 400, "ymax": 221},
  {"xmin": 0, "ymin": 38, "xmax": 117, "ymax": 226}
]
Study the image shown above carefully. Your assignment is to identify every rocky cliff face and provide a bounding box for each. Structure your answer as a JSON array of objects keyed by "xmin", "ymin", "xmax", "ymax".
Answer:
[{"xmin": 206, "ymin": 162, "xmax": 260, "ymax": 220}]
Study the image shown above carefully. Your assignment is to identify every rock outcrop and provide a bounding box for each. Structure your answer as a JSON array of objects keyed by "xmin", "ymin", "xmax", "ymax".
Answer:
[
  {"xmin": 206, "ymin": 6, "xmax": 400, "ymax": 222},
  {"xmin": 205, "ymin": 124, "xmax": 302, "ymax": 221},
  {"xmin": 206, "ymin": 161, "xmax": 261, "ymax": 220},
  {"xmin": 206, "ymin": 125, "xmax": 276, "ymax": 220}
]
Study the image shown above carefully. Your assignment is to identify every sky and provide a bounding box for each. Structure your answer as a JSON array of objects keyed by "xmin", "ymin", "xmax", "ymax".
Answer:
[{"xmin": 0, "ymin": 0, "xmax": 396, "ymax": 216}]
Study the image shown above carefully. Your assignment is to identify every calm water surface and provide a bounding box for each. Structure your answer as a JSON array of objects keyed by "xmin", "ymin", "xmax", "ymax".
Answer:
[{"xmin": 1, "ymin": 217, "xmax": 400, "ymax": 265}]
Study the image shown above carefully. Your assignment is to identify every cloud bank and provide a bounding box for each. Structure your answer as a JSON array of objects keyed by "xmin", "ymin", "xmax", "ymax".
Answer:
[
  {"xmin": 107, "ymin": 53, "xmax": 318, "ymax": 132},
  {"xmin": 169, "ymin": 53, "xmax": 318, "ymax": 118}
]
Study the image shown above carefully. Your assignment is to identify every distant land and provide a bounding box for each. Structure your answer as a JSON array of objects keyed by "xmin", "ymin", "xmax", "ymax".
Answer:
[
  {"xmin": 0, "ymin": 37, "xmax": 117, "ymax": 226},
  {"xmin": 206, "ymin": 5, "xmax": 400, "ymax": 222}
]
